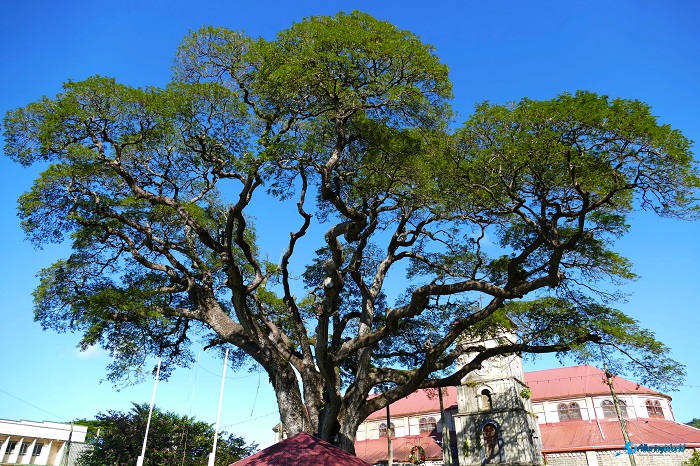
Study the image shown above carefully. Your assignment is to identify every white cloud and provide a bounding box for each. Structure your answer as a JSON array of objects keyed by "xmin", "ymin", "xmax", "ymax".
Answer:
[{"xmin": 75, "ymin": 345, "xmax": 104, "ymax": 359}]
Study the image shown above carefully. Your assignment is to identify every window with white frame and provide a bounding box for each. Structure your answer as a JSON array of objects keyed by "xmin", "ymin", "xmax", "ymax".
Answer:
[
  {"xmin": 557, "ymin": 402, "xmax": 582, "ymax": 421},
  {"xmin": 646, "ymin": 400, "xmax": 664, "ymax": 419},
  {"xmin": 602, "ymin": 399, "xmax": 628, "ymax": 418},
  {"xmin": 419, "ymin": 416, "xmax": 437, "ymax": 433},
  {"xmin": 18, "ymin": 442, "xmax": 29, "ymax": 456},
  {"xmin": 379, "ymin": 422, "xmax": 394, "ymax": 438},
  {"xmin": 32, "ymin": 443, "xmax": 43, "ymax": 457}
]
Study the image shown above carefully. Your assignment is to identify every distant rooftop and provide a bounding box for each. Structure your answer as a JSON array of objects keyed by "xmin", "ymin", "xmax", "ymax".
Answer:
[
  {"xmin": 233, "ymin": 432, "xmax": 371, "ymax": 466},
  {"xmin": 355, "ymin": 432, "xmax": 454, "ymax": 464},
  {"xmin": 365, "ymin": 387, "xmax": 458, "ymax": 420},
  {"xmin": 540, "ymin": 418, "xmax": 700, "ymax": 452},
  {"xmin": 524, "ymin": 365, "xmax": 665, "ymax": 401}
]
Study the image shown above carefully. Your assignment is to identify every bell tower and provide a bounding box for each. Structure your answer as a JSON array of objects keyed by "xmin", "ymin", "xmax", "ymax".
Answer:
[{"xmin": 453, "ymin": 331, "xmax": 542, "ymax": 466}]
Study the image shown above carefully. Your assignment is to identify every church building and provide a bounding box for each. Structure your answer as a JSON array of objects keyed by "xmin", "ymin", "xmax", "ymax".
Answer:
[{"xmin": 353, "ymin": 336, "xmax": 700, "ymax": 466}]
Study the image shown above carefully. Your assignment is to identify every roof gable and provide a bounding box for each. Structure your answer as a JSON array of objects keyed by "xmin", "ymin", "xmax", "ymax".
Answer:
[{"xmin": 231, "ymin": 432, "xmax": 372, "ymax": 466}]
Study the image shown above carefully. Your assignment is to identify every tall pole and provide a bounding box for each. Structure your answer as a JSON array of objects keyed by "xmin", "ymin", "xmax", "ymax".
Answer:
[
  {"xmin": 604, "ymin": 364, "xmax": 636, "ymax": 466},
  {"xmin": 386, "ymin": 404, "xmax": 393, "ymax": 466},
  {"xmin": 439, "ymin": 388, "xmax": 452, "ymax": 466},
  {"xmin": 60, "ymin": 422, "xmax": 73, "ymax": 466},
  {"xmin": 137, "ymin": 360, "xmax": 161, "ymax": 466},
  {"xmin": 208, "ymin": 348, "xmax": 229, "ymax": 466}
]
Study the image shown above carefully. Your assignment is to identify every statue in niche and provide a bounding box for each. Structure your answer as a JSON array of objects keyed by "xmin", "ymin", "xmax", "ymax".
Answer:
[{"xmin": 482, "ymin": 423, "xmax": 501, "ymax": 464}]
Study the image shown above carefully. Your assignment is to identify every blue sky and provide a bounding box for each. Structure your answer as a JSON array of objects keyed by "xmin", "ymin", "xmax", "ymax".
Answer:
[{"xmin": 1, "ymin": 0, "xmax": 699, "ymax": 450}]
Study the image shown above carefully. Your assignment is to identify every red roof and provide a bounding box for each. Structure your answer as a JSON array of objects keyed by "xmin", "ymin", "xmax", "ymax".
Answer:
[
  {"xmin": 540, "ymin": 418, "xmax": 700, "ymax": 452},
  {"xmin": 365, "ymin": 387, "xmax": 458, "ymax": 420},
  {"xmin": 525, "ymin": 365, "xmax": 664, "ymax": 401},
  {"xmin": 355, "ymin": 433, "xmax": 449, "ymax": 465},
  {"xmin": 231, "ymin": 432, "xmax": 372, "ymax": 466}
]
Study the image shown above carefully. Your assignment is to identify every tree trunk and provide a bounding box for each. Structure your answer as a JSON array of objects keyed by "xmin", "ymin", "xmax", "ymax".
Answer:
[
  {"xmin": 337, "ymin": 404, "xmax": 365, "ymax": 455},
  {"xmin": 270, "ymin": 367, "xmax": 309, "ymax": 436},
  {"xmin": 270, "ymin": 363, "xmax": 352, "ymax": 450},
  {"xmin": 316, "ymin": 386, "xmax": 342, "ymax": 443}
]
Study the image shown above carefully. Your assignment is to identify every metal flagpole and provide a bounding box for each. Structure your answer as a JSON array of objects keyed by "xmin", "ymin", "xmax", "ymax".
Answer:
[
  {"xmin": 137, "ymin": 360, "xmax": 161, "ymax": 466},
  {"xmin": 208, "ymin": 348, "xmax": 229, "ymax": 466},
  {"xmin": 386, "ymin": 404, "xmax": 393, "ymax": 466}
]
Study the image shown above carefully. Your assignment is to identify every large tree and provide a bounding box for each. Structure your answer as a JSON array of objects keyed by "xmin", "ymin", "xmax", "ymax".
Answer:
[
  {"xmin": 76, "ymin": 403, "xmax": 256, "ymax": 466},
  {"xmin": 3, "ymin": 11, "xmax": 698, "ymax": 453}
]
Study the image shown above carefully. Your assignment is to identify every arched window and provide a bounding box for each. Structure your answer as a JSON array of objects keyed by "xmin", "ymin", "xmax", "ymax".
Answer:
[
  {"xmin": 379, "ymin": 422, "xmax": 395, "ymax": 438},
  {"xmin": 602, "ymin": 399, "xmax": 628, "ymax": 418},
  {"xmin": 482, "ymin": 423, "xmax": 502, "ymax": 464},
  {"xmin": 556, "ymin": 403, "xmax": 568, "ymax": 420},
  {"xmin": 601, "ymin": 400, "xmax": 615, "ymax": 418},
  {"xmin": 646, "ymin": 400, "xmax": 664, "ymax": 419},
  {"xmin": 481, "ymin": 389, "xmax": 493, "ymax": 410},
  {"xmin": 419, "ymin": 416, "xmax": 437, "ymax": 433},
  {"xmin": 557, "ymin": 402, "xmax": 582, "ymax": 421}
]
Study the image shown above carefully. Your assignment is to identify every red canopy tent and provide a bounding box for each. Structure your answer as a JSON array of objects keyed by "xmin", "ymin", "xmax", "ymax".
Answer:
[{"xmin": 231, "ymin": 432, "xmax": 373, "ymax": 466}]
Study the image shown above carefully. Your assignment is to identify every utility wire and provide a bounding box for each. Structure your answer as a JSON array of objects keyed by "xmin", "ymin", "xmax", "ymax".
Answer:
[
  {"xmin": 0, "ymin": 388, "xmax": 70, "ymax": 422},
  {"xmin": 220, "ymin": 410, "xmax": 278, "ymax": 429},
  {"xmin": 250, "ymin": 371, "xmax": 261, "ymax": 417},
  {"xmin": 196, "ymin": 361, "xmax": 260, "ymax": 380}
]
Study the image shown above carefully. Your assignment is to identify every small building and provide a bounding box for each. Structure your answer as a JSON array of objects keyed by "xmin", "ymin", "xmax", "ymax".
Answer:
[{"xmin": 0, "ymin": 419, "xmax": 88, "ymax": 466}]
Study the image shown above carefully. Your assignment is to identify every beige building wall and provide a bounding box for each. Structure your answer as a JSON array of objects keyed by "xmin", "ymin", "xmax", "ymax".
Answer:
[{"xmin": 0, "ymin": 419, "xmax": 87, "ymax": 466}]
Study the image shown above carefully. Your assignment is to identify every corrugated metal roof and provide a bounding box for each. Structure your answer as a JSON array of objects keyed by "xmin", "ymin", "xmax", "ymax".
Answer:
[
  {"xmin": 365, "ymin": 387, "xmax": 458, "ymax": 420},
  {"xmin": 540, "ymin": 418, "xmax": 700, "ymax": 452},
  {"xmin": 231, "ymin": 432, "xmax": 372, "ymax": 466},
  {"xmin": 524, "ymin": 365, "xmax": 664, "ymax": 401},
  {"xmin": 355, "ymin": 433, "xmax": 448, "ymax": 465}
]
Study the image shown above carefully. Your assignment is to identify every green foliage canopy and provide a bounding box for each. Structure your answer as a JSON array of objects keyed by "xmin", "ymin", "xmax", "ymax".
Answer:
[
  {"xmin": 3, "ymin": 11, "xmax": 698, "ymax": 451},
  {"xmin": 684, "ymin": 450, "xmax": 700, "ymax": 466},
  {"xmin": 76, "ymin": 403, "xmax": 256, "ymax": 466}
]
